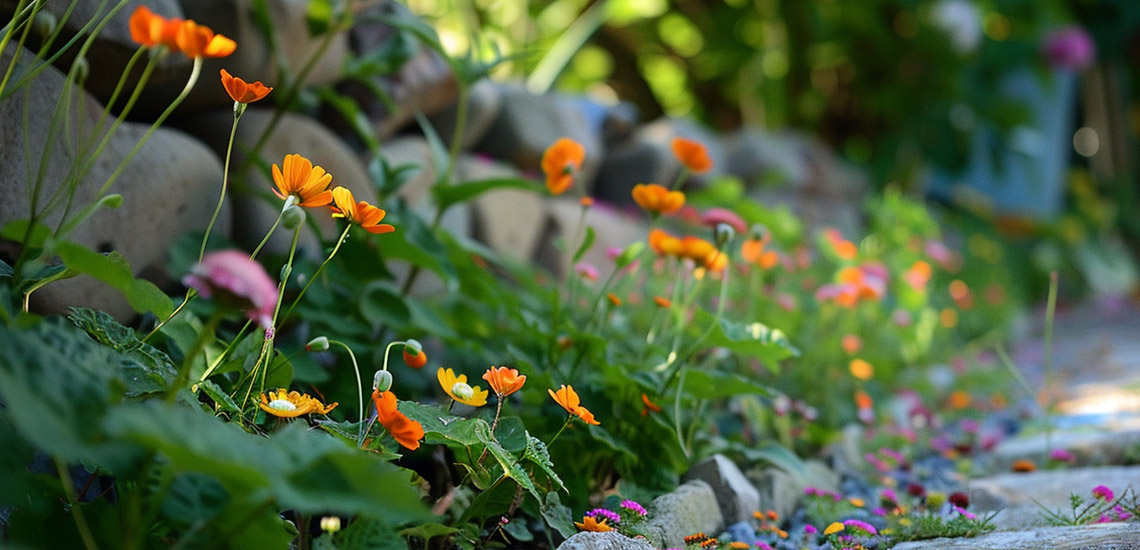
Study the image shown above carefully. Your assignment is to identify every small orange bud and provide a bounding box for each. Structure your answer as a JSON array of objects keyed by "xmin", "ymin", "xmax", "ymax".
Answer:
[{"xmin": 403, "ymin": 347, "xmax": 427, "ymax": 369}]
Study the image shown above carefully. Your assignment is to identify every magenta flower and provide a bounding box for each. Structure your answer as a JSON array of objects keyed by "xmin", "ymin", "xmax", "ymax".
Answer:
[
  {"xmin": 1092, "ymin": 485, "xmax": 1115, "ymax": 502},
  {"xmin": 1042, "ymin": 26, "xmax": 1096, "ymax": 72},
  {"xmin": 843, "ymin": 519, "xmax": 878, "ymax": 536},
  {"xmin": 1115, "ymin": 505, "xmax": 1133, "ymax": 521},
  {"xmin": 1048, "ymin": 448, "xmax": 1075, "ymax": 463},
  {"xmin": 953, "ymin": 505, "xmax": 976, "ymax": 520},
  {"xmin": 586, "ymin": 508, "xmax": 620, "ymax": 523},
  {"xmin": 619, "ymin": 499, "xmax": 647, "ymax": 516},
  {"xmin": 183, "ymin": 250, "xmax": 278, "ymax": 329},
  {"xmin": 700, "ymin": 207, "xmax": 747, "ymax": 234},
  {"xmin": 804, "ymin": 524, "xmax": 818, "ymax": 535},
  {"xmin": 574, "ymin": 262, "xmax": 599, "ymax": 281}
]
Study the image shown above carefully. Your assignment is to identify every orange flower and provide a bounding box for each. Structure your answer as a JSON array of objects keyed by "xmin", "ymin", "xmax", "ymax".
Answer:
[
  {"xmin": 823, "ymin": 228, "xmax": 857, "ymax": 261},
  {"xmin": 580, "ymin": 197, "xmax": 594, "ymax": 207},
  {"xmin": 631, "ymin": 183, "xmax": 685, "ymax": 214},
  {"xmin": 403, "ymin": 347, "xmax": 427, "ymax": 369},
  {"xmin": 849, "ymin": 358, "xmax": 874, "ymax": 381},
  {"xmin": 483, "ymin": 366, "xmax": 526, "ymax": 397},
  {"xmin": 372, "ymin": 389, "xmax": 424, "ymax": 451},
  {"xmin": 331, "ymin": 186, "xmax": 395, "ymax": 234},
  {"xmin": 648, "ymin": 229, "xmax": 683, "ymax": 257},
  {"xmin": 641, "ymin": 392, "xmax": 662, "ymax": 416},
  {"xmin": 653, "ymin": 296, "xmax": 671, "ymax": 308},
  {"xmin": 220, "ymin": 68, "xmax": 272, "ymax": 104},
  {"xmin": 948, "ymin": 390, "xmax": 971, "ymax": 410},
  {"xmin": 129, "ymin": 6, "xmax": 167, "ymax": 47},
  {"xmin": 541, "ymin": 138, "xmax": 585, "ymax": 195},
  {"xmin": 574, "ymin": 516, "xmax": 613, "ymax": 532},
  {"xmin": 548, "ymin": 384, "xmax": 600, "ymax": 425},
  {"xmin": 272, "ymin": 153, "xmax": 333, "ymax": 207},
  {"xmin": 606, "ymin": 292, "xmax": 622, "ymax": 307},
  {"xmin": 671, "ymin": 137, "xmax": 712, "ymax": 173},
  {"xmin": 175, "ymin": 19, "xmax": 236, "ymax": 59},
  {"xmin": 741, "ymin": 236, "xmax": 779, "ymax": 270},
  {"xmin": 1011, "ymin": 458, "xmax": 1037, "ymax": 473},
  {"xmin": 841, "ymin": 334, "xmax": 863, "ymax": 355},
  {"xmin": 902, "ymin": 260, "xmax": 932, "ymax": 291},
  {"xmin": 854, "ymin": 390, "xmax": 873, "ymax": 410}
]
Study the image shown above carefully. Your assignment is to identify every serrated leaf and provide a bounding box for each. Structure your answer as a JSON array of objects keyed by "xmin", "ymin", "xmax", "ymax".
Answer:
[
  {"xmin": 687, "ymin": 309, "xmax": 799, "ymax": 370},
  {"xmin": 333, "ymin": 516, "xmax": 406, "ymax": 550},
  {"xmin": 572, "ymin": 225, "xmax": 596, "ymax": 264},
  {"xmin": 493, "ymin": 416, "xmax": 528, "ymax": 453},
  {"xmin": 431, "ymin": 177, "xmax": 539, "ymax": 213},
  {"xmin": 67, "ymin": 308, "xmax": 177, "ymax": 397},
  {"xmin": 198, "ymin": 380, "xmax": 240, "ymax": 413},
  {"xmin": 524, "ymin": 435, "xmax": 564, "ymax": 492},
  {"xmin": 54, "ymin": 241, "xmax": 173, "ymax": 318},
  {"xmin": 475, "ymin": 421, "xmax": 540, "ymax": 502}
]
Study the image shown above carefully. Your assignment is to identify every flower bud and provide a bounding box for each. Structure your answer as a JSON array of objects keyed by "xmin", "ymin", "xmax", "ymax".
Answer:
[
  {"xmin": 72, "ymin": 56, "xmax": 89, "ymax": 83},
  {"xmin": 319, "ymin": 516, "xmax": 341, "ymax": 534},
  {"xmin": 714, "ymin": 222, "xmax": 735, "ymax": 248},
  {"xmin": 305, "ymin": 336, "xmax": 329, "ymax": 352},
  {"xmin": 749, "ymin": 223, "xmax": 769, "ymax": 242},
  {"xmin": 281, "ymin": 204, "xmax": 306, "ymax": 230},
  {"xmin": 33, "ymin": 12, "xmax": 57, "ymax": 38},
  {"xmin": 402, "ymin": 339, "xmax": 426, "ymax": 368},
  {"xmin": 373, "ymin": 370, "xmax": 393, "ymax": 392},
  {"xmin": 279, "ymin": 263, "xmax": 291, "ymax": 282},
  {"xmin": 451, "ymin": 382, "xmax": 474, "ymax": 401}
]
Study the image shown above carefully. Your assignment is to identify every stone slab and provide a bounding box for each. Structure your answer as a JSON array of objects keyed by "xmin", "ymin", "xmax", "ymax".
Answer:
[
  {"xmin": 892, "ymin": 522, "xmax": 1140, "ymax": 550},
  {"xmin": 557, "ymin": 531, "xmax": 655, "ymax": 550}
]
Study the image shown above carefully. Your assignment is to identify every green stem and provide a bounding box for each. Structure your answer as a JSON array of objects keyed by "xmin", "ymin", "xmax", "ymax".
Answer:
[
  {"xmin": 0, "ymin": 0, "xmax": 37, "ymax": 98},
  {"xmin": 280, "ymin": 224, "xmax": 351, "ymax": 323},
  {"xmin": 239, "ymin": 225, "xmax": 301, "ymax": 412},
  {"xmin": 199, "ymin": 109, "xmax": 242, "ymax": 262},
  {"xmin": 248, "ymin": 208, "xmax": 286, "ymax": 262},
  {"xmin": 54, "ymin": 458, "xmax": 99, "ymax": 550},
  {"xmin": 331, "ymin": 340, "xmax": 365, "ymax": 440},
  {"xmin": 1043, "ymin": 271, "xmax": 1059, "ymax": 455},
  {"xmin": 192, "ymin": 320, "xmax": 253, "ymax": 392},
  {"xmin": 673, "ymin": 368, "xmax": 689, "ymax": 458},
  {"xmin": 167, "ymin": 315, "xmax": 222, "ymax": 403},
  {"xmin": 547, "ymin": 416, "xmax": 574, "ymax": 446}
]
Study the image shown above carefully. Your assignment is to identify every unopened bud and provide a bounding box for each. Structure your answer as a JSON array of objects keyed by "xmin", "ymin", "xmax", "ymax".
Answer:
[
  {"xmin": 373, "ymin": 370, "xmax": 393, "ymax": 392},
  {"xmin": 714, "ymin": 222, "xmax": 735, "ymax": 248},
  {"xmin": 749, "ymin": 223, "xmax": 769, "ymax": 242},
  {"xmin": 305, "ymin": 336, "xmax": 329, "ymax": 352},
  {"xmin": 33, "ymin": 12, "xmax": 57, "ymax": 38},
  {"xmin": 319, "ymin": 516, "xmax": 341, "ymax": 533},
  {"xmin": 72, "ymin": 56, "xmax": 89, "ymax": 83},
  {"xmin": 451, "ymin": 382, "xmax": 474, "ymax": 401},
  {"xmin": 279, "ymin": 263, "xmax": 291, "ymax": 282},
  {"xmin": 281, "ymin": 204, "xmax": 306, "ymax": 230}
]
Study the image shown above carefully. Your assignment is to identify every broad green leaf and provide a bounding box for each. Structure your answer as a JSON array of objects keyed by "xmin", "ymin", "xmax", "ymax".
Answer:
[
  {"xmin": 431, "ymin": 177, "xmax": 539, "ymax": 213},
  {"xmin": 687, "ymin": 309, "xmax": 799, "ymax": 370},
  {"xmin": 68, "ymin": 308, "xmax": 177, "ymax": 397},
  {"xmin": 399, "ymin": 523, "xmax": 461, "ymax": 546},
  {"xmin": 735, "ymin": 441, "xmax": 806, "ymax": 476},
  {"xmin": 359, "ymin": 280, "xmax": 411, "ymax": 328},
  {"xmin": 332, "ymin": 516, "xmax": 406, "ymax": 550},
  {"xmin": 399, "ymin": 401, "xmax": 479, "ymax": 446},
  {"xmin": 572, "ymin": 226, "xmax": 596, "ymax": 264},
  {"xmin": 678, "ymin": 368, "xmax": 774, "ymax": 400},
  {"xmin": 198, "ymin": 380, "xmax": 240, "ymax": 413},
  {"xmin": 54, "ymin": 241, "xmax": 173, "ymax": 318},
  {"xmin": 160, "ymin": 473, "xmax": 231, "ymax": 524},
  {"xmin": 541, "ymin": 492, "xmax": 577, "ymax": 539},
  {"xmin": 378, "ymin": 202, "xmax": 458, "ymax": 291},
  {"xmin": 473, "ymin": 421, "xmax": 539, "ymax": 502},
  {"xmin": 493, "ymin": 416, "xmax": 528, "ymax": 453},
  {"xmin": 457, "ymin": 475, "xmax": 518, "ymax": 524},
  {"xmin": 1, "ymin": 219, "xmax": 51, "ymax": 249},
  {"xmin": 524, "ymin": 435, "xmax": 564, "ymax": 492}
]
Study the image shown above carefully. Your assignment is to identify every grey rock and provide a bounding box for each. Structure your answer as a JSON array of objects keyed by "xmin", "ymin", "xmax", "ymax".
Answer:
[
  {"xmin": 748, "ymin": 460, "xmax": 840, "ymax": 520},
  {"xmin": 429, "ymin": 78, "xmax": 505, "ymax": 151},
  {"xmin": 538, "ymin": 199, "xmax": 647, "ymax": 280},
  {"xmin": 0, "ymin": 0, "xmax": 191, "ymax": 100},
  {"xmin": 462, "ymin": 156, "xmax": 548, "ymax": 262},
  {"xmin": 988, "ymin": 427, "xmax": 1140, "ymax": 472},
  {"xmin": 641, "ymin": 480, "xmax": 724, "ymax": 548},
  {"xmin": 892, "ymin": 522, "xmax": 1140, "ymax": 550},
  {"xmin": 179, "ymin": 108, "xmax": 374, "ymax": 258},
  {"xmin": 967, "ymin": 466, "xmax": 1140, "ymax": 530},
  {"xmin": 592, "ymin": 117, "xmax": 723, "ymax": 206},
  {"xmin": 683, "ymin": 454, "xmax": 761, "ymax": 524},
  {"xmin": 0, "ymin": 44, "xmax": 226, "ymax": 320},
  {"xmin": 474, "ymin": 84, "xmax": 604, "ymax": 192},
  {"xmin": 557, "ymin": 531, "xmax": 656, "ymax": 550}
]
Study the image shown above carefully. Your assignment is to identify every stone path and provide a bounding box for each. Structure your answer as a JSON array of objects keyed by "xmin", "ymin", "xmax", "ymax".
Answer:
[{"xmin": 892, "ymin": 523, "xmax": 1140, "ymax": 550}]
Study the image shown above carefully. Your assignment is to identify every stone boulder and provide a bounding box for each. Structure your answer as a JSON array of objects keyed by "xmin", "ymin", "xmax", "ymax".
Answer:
[
  {"xmin": 592, "ymin": 117, "xmax": 724, "ymax": 207},
  {"xmin": 0, "ymin": 44, "xmax": 226, "ymax": 320},
  {"xmin": 538, "ymin": 199, "xmax": 647, "ymax": 280},
  {"xmin": 557, "ymin": 531, "xmax": 655, "ymax": 550},
  {"xmin": 987, "ymin": 426, "xmax": 1140, "ymax": 472},
  {"xmin": 641, "ymin": 480, "xmax": 723, "ymax": 548},
  {"xmin": 967, "ymin": 465, "xmax": 1140, "ymax": 530},
  {"xmin": 892, "ymin": 523, "xmax": 1140, "ymax": 550},
  {"xmin": 748, "ymin": 460, "xmax": 840, "ymax": 520},
  {"xmin": 682, "ymin": 453, "xmax": 761, "ymax": 525}
]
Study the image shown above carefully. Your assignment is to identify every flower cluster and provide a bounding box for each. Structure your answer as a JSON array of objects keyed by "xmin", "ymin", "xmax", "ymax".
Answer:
[{"xmin": 129, "ymin": 6, "xmax": 235, "ymax": 59}]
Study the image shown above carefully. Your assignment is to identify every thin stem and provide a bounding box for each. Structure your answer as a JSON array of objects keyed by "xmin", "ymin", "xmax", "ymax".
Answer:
[
  {"xmin": 167, "ymin": 315, "xmax": 222, "ymax": 403},
  {"xmin": 547, "ymin": 416, "xmax": 574, "ymax": 446},
  {"xmin": 142, "ymin": 288, "xmax": 196, "ymax": 343},
  {"xmin": 1043, "ymin": 271, "xmax": 1059, "ymax": 455},
  {"xmin": 475, "ymin": 395, "xmax": 505, "ymax": 466},
  {"xmin": 192, "ymin": 320, "xmax": 253, "ymax": 391},
  {"xmin": 439, "ymin": 83, "xmax": 468, "ymax": 188},
  {"xmin": 239, "ymin": 225, "xmax": 301, "ymax": 411},
  {"xmin": 54, "ymin": 458, "xmax": 99, "ymax": 550},
  {"xmin": 331, "ymin": 340, "xmax": 365, "ymax": 441},
  {"xmin": 673, "ymin": 368, "xmax": 689, "ymax": 458},
  {"xmin": 280, "ymin": 224, "xmax": 351, "ymax": 323},
  {"xmin": 0, "ymin": 0, "xmax": 37, "ymax": 98},
  {"xmin": 248, "ymin": 209, "xmax": 285, "ymax": 262},
  {"xmin": 199, "ymin": 109, "xmax": 242, "ymax": 261}
]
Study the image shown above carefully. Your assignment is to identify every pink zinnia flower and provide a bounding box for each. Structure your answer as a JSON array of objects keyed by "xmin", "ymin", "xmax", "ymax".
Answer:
[
  {"xmin": 1092, "ymin": 485, "xmax": 1115, "ymax": 502},
  {"xmin": 575, "ymin": 262, "xmax": 599, "ymax": 281},
  {"xmin": 843, "ymin": 519, "xmax": 877, "ymax": 535},
  {"xmin": 1048, "ymin": 448, "xmax": 1075, "ymax": 463},
  {"xmin": 183, "ymin": 250, "xmax": 278, "ymax": 329},
  {"xmin": 804, "ymin": 524, "xmax": 818, "ymax": 535},
  {"xmin": 1042, "ymin": 26, "xmax": 1096, "ymax": 72}
]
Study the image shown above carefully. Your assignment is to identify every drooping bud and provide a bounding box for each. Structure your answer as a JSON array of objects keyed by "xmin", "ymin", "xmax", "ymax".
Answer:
[
  {"xmin": 281, "ymin": 204, "xmax": 306, "ymax": 230},
  {"xmin": 714, "ymin": 222, "xmax": 735, "ymax": 248},
  {"xmin": 402, "ymin": 339, "xmax": 426, "ymax": 368},
  {"xmin": 373, "ymin": 370, "xmax": 393, "ymax": 392},
  {"xmin": 305, "ymin": 336, "xmax": 329, "ymax": 352},
  {"xmin": 72, "ymin": 56, "xmax": 89, "ymax": 83},
  {"xmin": 33, "ymin": 12, "xmax": 58, "ymax": 38}
]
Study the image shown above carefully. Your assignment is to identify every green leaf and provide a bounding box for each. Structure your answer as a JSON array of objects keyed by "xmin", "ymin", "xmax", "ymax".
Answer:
[
  {"xmin": 687, "ymin": 309, "xmax": 799, "ymax": 370},
  {"xmin": 458, "ymin": 475, "xmax": 517, "ymax": 524},
  {"xmin": 493, "ymin": 416, "xmax": 528, "ymax": 453},
  {"xmin": 54, "ymin": 241, "xmax": 173, "ymax": 318},
  {"xmin": 368, "ymin": 156, "xmax": 420, "ymax": 198},
  {"xmin": 735, "ymin": 441, "xmax": 806, "ymax": 476},
  {"xmin": 399, "ymin": 523, "xmax": 461, "ymax": 546},
  {"xmin": 541, "ymin": 492, "xmax": 577, "ymax": 539},
  {"xmin": 474, "ymin": 421, "xmax": 540, "ymax": 502},
  {"xmin": 572, "ymin": 226, "xmax": 596, "ymax": 264},
  {"xmin": 160, "ymin": 473, "xmax": 231, "ymax": 524},
  {"xmin": 333, "ymin": 517, "xmax": 406, "ymax": 550},
  {"xmin": 378, "ymin": 202, "xmax": 458, "ymax": 291},
  {"xmin": 678, "ymin": 368, "xmax": 774, "ymax": 400},
  {"xmin": 68, "ymin": 308, "xmax": 177, "ymax": 396},
  {"xmin": 317, "ymin": 87, "xmax": 381, "ymax": 151},
  {"xmin": 613, "ymin": 241, "xmax": 645, "ymax": 268},
  {"xmin": 413, "ymin": 111, "xmax": 450, "ymax": 181},
  {"xmin": 431, "ymin": 177, "xmax": 539, "ymax": 213},
  {"xmin": 0, "ymin": 258, "xmax": 13, "ymax": 279},
  {"xmin": 198, "ymin": 380, "xmax": 240, "ymax": 413},
  {"xmin": 524, "ymin": 435, "xmax": 564, "ymax": 492},
  {"xmin": 358, "ymin": 280, "xmax": 411, "ymax": 328},
  {"xmin": 1, "ymin": 219, "xmax": 52, "ymax": 249}
]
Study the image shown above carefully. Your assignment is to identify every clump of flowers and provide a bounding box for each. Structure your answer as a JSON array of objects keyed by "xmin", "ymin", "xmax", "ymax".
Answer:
[{"xmin": 1035, "ymin": 484, "xmax": 1138, "ymax": 526}]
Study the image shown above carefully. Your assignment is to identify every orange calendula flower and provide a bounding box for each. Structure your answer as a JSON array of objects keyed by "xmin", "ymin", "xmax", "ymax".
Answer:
[
  {"xmin": 330, "ymin": 186, "xmax": 395, "ymax": 234},
  {"xmin": 948, "ymin": 390, "xmax": 971, "ymax": 410},
  {"xmin": 580, "ymin": 196, "xmax": 594, "ymax": 207},
  {"xmin": 671, "ymin": 137, "xmax": 712, "ymax": 173},
  {"xmin": 541, "ymin": 138, "xmax": 585, "ymax": 195},
  {"xmin": 272, "ymin": 153, "xmax": 333, "ymax": 207},
  {"xmin": 574, "ymin": 516, "xmax": 613, "ymax": 532},
  {"xmin": 437, "ymin": 368, "xmax": 488, "ymax": 407},
  {"xmin": 258, "ymin": 388, "xmax": 338, "ymax": 418},
  {"xmin": 220, "ymin": 68, "xmax": 272, "ymax": 104},
  {"xmin": 372, "ymin": 389, "xmax": 424, "ymax": 451},
  {"xmin": 1011, "ymin": 458, "xmax": 1037, "ymax": 473},
  {"xmin": 849, "ymin": 358, "xmax": 874, "ymax": 381},
  {"xmin": 482, "ymin": 366, "xmax": 526, "ymax": 398},
  {"xmin": 403, "ymin": 347, "xmax": 427, "ymax": 369},
  {"xmin": 631, "ymin": 183, "xmax": 685, "ymax": 214},
  {"xmin": 648, "ymin": 229, "xmax": 683, "ymax": 257},
  {"xmin": 641, "ymin": 393, "xmax": 662, "ymax": 416},
  {"xmin": 741, "ymin": 236, "xmax": 780, "ymax": 270},
  {"xmin": 175, "ymin": 19, "xmax": 236, "ymax": 59},
  {"xmin": 548, "ymin": 384, "xmax": 600, "ymax": 425}
]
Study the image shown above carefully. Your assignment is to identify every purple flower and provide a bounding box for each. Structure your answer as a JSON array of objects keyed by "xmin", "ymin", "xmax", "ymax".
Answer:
[
  {"xmin": 1096, "ymin": 513, "xmax": 1113, "ymax": 524},
  {"xmin": 1048, "ymin": 448, "xmax": 1075, "ymax": 463},
  {"xmin": 1115, "ymin": 505, "xmax": 1133, "ymax": 521},
  {"xmin": 872, "ymin": 507, "xmax": 887, "ymax": 517},
  {"xmin": 804, "ymin": 524, "xmax": 818, "ymax": 535},
  {"xmin": 953, "ymin": 505, "xmax": 976, "ymax": 520},
  {"xmin": 1092, "ymin": 485, "xmax": 1115, "ymax": 502},
  {"xmin": 843, "ymin": 519, "xmax": 878, "ymax": 536},
  {"xmin": 619, "ymin": 499, "xmax": 647, "ymax": 516},
  {"xmin": 586, "ymin": 508, "xmax": 620, "ymax": 523},
  {"xmin": 1042, "ymin": 26, "xmax": 1096, "ymax": 72},
  {"xmin": 183, "ymin": 250, "xmax": 278, "ymax": 329}
]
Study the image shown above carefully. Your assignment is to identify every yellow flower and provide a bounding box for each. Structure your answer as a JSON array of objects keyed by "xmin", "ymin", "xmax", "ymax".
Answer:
[
  {"xmin": 437, "ymin": 368, "xmax": 488, "ymax": 407},
  {"xmin": 271, "ymin": 154, "xmax": 333, "ymax": 208},
  {"xmin": 258, "ymin": 389, "xmax": 338, "ymax": 418},
  {"xmin": 849, "ymin": 497, "xmax": 865, "ymax": 507},
  {"xmin": 823, "ymin": 522, "xmax": 845, "ymax": 536},
  {"xmin": 574, "ymin": 516, "xmax": 613, "ymax": 532},
  {"xmin": 330, "ymin": 186, "xmax": 395, "ymax": 234},
  {"xmin": 849, "ymin": 358, "xmax": 874, "ymax": 381}
]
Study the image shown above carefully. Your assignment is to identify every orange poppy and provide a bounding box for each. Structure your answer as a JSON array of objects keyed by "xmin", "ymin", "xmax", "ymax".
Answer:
[
  {"xmin": 631, "ymin": 183, "xmax": 685, "ymax": 214},
  {"xmin": 823, "ymin": 228, "xmax": 857, "ymax": 260},
  {"xmin": 220, "ymin": 69, "xmax": 272, "ymax": 104},
  {"xmin": 653, "ymin": 296, "xmax": 671, "ymax": 308},
  {"xmin": 129, "ymin": 6, "xmax": 167, "ymax": 47},
  {"xmin": 272, "ymin": 153, "xmax": 334, "ymax": 207},
  {"xmin": 330, "ymin": 187, "xmax": 395, "ymax": 234},
  {"xmin": 579, "ymin": 197, "xmax": 594, "ymax": 207},
  {"xmin": 372, "ymin": 389, "xmax": 424, "ymax": 451},
  {"xmin": 402, "ymin": 347, "xmax": 427, "ymax": 369},
  {"xmin": 741, "ymin": 237, "xmax": 780, "ymax": 269},
  {"xmin": 175, "ymin": 19, "xmax": 236, "ymax": 59},
  {"xmin": 671, "ymin": 137, "xmax": 712, "ymax": 174},
  {"xmin": 482, "ymin": 366, "xmax": 526, "ymax": 398},
  {"xmin": 541, "ymin": 138, "xmax": 585, "ymax": 195},
  {"xmin": 1011, "ymin": 459, "xmax": 1037, "ymax": 473},
  {"xmin": 854, "ymin": 390, "xmax": 872, "ymax": 410},
  {"xmin": 548, "ymin": 384, "xmax": 600, "ymax": 425}
]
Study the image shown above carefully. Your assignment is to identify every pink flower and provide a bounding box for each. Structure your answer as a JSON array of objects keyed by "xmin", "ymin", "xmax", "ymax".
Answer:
[
  {"xmin": 1042, "ymin": 26, "xmax": 1096, "ymax": 72},
  {"xmin": 1048, "ymin": 448, "xmax": 1075, "ymax": 463},
  {"xmin": 843, "ymin": 519, "xmax": 877, "ymax": 535},
  {"xmin": 804, "ymin": 524, "xmax": 818, "ymax": 535},
  {"xmin": 575, "ymin": 262, "xmax": 599, "ymax": 281},
  {"xmin": 700, "ymin": 207, "xmax": 747, "ymax": 234},
  {"xmin": 183, "ymin": 250, "xmax": 278, "ymax": 329},
  {"xmin": 1092, "ymin": 485, "xmax": 1114, "ymax": 502}
]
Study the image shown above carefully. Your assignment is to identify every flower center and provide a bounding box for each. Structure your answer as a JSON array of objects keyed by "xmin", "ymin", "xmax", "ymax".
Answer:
[
  {"xmin": 267, "ymin": 398, "xmax": 297, "ymax": 411},
  {"xmin": 451, "ymin": 382, "xmax": 474, "ymax": 400}
]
